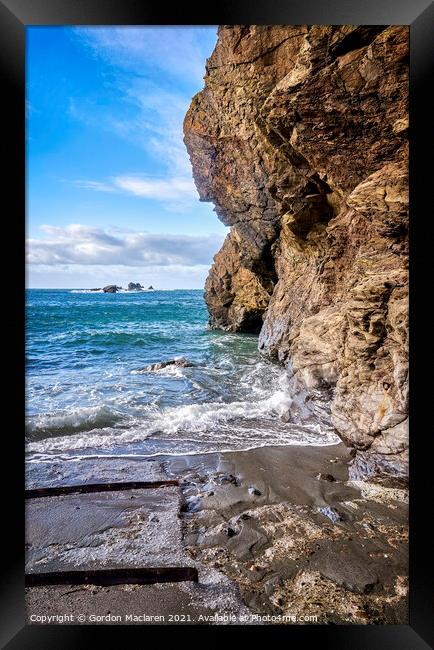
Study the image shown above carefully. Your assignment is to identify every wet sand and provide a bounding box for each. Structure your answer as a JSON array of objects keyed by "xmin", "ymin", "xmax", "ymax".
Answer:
[{"xmin": 26, "ymin": 443, "xmax": 408, "ymax": 625}]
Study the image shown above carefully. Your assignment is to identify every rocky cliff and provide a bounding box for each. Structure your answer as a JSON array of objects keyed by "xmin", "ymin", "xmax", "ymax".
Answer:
[{"xmin": 184, "ymin": 26, "xmax": 408, "ymax": 479}]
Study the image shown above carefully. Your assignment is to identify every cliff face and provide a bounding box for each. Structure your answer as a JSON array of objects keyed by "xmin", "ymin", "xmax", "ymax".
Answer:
[{"xmin": 184, "ymin": 26, "xmax": 409, "ymax": 479}]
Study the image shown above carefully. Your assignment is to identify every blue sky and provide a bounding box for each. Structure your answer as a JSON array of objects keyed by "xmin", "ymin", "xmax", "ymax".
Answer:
[{"xmin": 26, "ymin": 26, "xmax": 227, "ymax": 288}]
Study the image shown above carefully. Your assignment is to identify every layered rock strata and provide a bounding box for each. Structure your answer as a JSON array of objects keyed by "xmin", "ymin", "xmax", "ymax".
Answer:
[{"xmin": 184, "ymin": 25, "xmax": 409, "ymax": 478}]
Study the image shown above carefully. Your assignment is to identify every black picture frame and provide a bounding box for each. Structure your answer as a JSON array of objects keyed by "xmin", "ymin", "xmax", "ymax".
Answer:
[{"xmin": 2, "ymin": 0, "xmax": 433, "ymax": 647}]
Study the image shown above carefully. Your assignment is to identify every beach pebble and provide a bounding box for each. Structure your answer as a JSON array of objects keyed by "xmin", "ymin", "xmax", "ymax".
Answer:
[
  {"xmin": 318, "ymin": 506, "xmax": 345, "ymax": 523},
  {"xmin": 248, "ymin": 487, "xmax": 261, "ymax": 496},
  {"xmin": 221, "ymin": 474, "xmax": 239, "ymax": 486},
  {"xmin": 317, "ymin": 473, "xmax": 336, "ymax": 482}
]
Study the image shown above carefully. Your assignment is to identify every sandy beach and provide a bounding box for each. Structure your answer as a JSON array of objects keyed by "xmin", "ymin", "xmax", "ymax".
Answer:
[{"xmin": 26, "ymin": 442, "xmax": 408, "ymax": 625}]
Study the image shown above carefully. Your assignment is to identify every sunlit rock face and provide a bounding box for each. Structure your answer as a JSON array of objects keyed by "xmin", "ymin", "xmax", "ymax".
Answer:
[{"xmin": 184, "ymin": 26, "xmax": 408, "ymax": 478}]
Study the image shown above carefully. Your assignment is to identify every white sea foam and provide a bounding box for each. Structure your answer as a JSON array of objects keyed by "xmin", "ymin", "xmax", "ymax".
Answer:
[
  {"xmin": 26, "ymin": 364, "xmax": 339, "ymax": 455},
  {"xmin": 70, "ymin": 289, "xmax": 104, "ymax": 293},
  {"xmin": 131, "ymin": 357, "xmax": 191, "ymax": 377},
  {"xmin": 131, "ymin": 365, "xmax": 185, "ymax": 378}
]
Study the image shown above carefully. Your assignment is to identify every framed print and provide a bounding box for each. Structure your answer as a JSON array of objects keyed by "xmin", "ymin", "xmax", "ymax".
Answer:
[{"xmin": 1, "ymin": 0, "xmax": 433, "ymax": 647}]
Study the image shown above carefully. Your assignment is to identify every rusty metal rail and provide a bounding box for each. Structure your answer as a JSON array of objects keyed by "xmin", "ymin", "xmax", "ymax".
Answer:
[
  {"xmin": 26, "ymin": 566, "xmax": 198, "ymax": 587},
  {"xmin": 25, "ymin": 480, "xmax": 179, "ymax": 499}
]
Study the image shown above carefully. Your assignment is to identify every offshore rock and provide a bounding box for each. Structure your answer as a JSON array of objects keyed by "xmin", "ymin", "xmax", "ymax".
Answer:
[
  {"xmin": 128, "ymin": 282, "xmax": 144, "ymax": 291},
  {"xmin": 184, "ymin": 26, "xmax": 409, "ymax": 477}
]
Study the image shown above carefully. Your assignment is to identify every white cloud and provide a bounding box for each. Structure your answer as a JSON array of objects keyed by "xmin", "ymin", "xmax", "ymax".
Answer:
[
  {"xmin": 67, "ymin": 28, "xmax": 217, "ymax": 207},
  {"xmin": 72, "ymin": 26, "xmax": 216, "ymax": 87},
  {"xmin": 111, "ymin": 81, "xmax": 193, "ymax": 177},
  {"xmin": 114, "ymin": 175, "xmax": 195, "ymax": 200},
  {"xmin": 74, "ymin": 180, "xmax": 116, "ymax": 193},
  {"xmin": 27, "ymin": 263, "xmax": 211, "ymax": 290},
  {"xmin": 27, "ymin": 224, "xmax": 225, "ymax": 269},
  {"xmin": 73, "ymin": 173, "xmax": 199, "ymax": 210}
]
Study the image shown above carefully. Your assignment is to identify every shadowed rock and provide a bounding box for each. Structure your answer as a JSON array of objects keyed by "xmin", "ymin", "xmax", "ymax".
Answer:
[
  {"xmin": 103, "ymin": 285, "xmax": 121, "ymax": 293},
  {"xmin": 128, "ymin": 282, "xmax": 144, "ymax": 291}
]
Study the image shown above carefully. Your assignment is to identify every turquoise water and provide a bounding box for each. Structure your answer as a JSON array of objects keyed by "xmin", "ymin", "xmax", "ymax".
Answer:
[{"xmin": 26, "ymin": 289, "xmax": 337, "ymax": 468}]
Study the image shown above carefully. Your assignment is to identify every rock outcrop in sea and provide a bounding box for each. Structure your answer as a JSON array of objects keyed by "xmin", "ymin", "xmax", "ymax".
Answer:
[
  {"xmin": 133, "ymin": 357, "xmax": 195, "ymax": 374},
  {"xmin": 184, "ymin": 26, "xmax": 408, "ymax": 479}
]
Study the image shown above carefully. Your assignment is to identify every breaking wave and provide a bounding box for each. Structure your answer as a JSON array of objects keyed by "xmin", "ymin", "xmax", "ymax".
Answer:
[
  {"xmin": 26, "ymin": 405, "xmax": 124, "ymax": 440},
  {"xmin": 26, "ymin": 361, "xmax": 338, "ymax": 455}
]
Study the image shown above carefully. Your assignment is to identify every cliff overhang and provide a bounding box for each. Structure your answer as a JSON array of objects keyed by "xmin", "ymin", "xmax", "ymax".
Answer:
[{"xmin": 184, "ymin": 25, "xmax": 409, "ymax": 480}]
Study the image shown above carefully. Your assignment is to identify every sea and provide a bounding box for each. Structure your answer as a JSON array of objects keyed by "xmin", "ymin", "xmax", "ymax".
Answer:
[{"xmin": 26, "ymin": 289, "xmax": 338, "ymax": 475}]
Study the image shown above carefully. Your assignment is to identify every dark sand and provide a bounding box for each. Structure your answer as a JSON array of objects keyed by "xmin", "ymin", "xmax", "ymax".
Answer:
[{"xmin": 26, "ymin": 443, "xmax": 408, "ymax": 625}]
